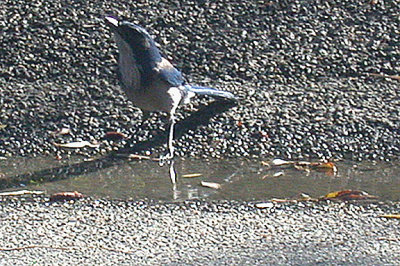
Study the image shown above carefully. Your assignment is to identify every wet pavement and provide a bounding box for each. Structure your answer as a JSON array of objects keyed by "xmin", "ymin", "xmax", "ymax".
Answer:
[
  {"xmin": 1, "ymin": 157, "xmax": 400, "ymax": 265},
  {"xmin": 1, "ymin": 156, "xmax": 400, "ymax": 202}
]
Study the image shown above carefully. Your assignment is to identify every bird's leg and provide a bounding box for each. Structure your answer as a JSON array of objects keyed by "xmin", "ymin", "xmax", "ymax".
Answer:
[
  {"xmin": 159, "ymin": 114, "xmax": 175, "ymax": 166},
  {"xmin": 167, "ymin": 115, "xmax": 175, "ymax": 159},
  {"xmin": 169, "ymin": 160, "xmax": 177, "ymax": 185}
]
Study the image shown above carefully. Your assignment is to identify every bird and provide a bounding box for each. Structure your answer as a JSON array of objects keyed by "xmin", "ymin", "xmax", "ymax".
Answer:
[{"xmin": 105, "ymin": 16, "xmax": 236, "ymax": 163}]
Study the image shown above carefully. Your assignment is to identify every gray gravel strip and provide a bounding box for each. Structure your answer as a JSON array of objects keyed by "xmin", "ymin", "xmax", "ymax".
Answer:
[
  {"xmin": 0, "ymin": 197, "xmax": 399, "ymax": 265},
  {"xmin": 1, "ymin": 0, "xmax": 400, "ymax": 160}
]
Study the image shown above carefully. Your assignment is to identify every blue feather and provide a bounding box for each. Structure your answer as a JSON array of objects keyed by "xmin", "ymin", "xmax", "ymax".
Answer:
[
  {"xmin": 186, "ymin": 85, "xmax": 237, "ymax": 101},
  {"xmin": 157, "ymin": 64, "xmax": 185, "ymax": 87}
]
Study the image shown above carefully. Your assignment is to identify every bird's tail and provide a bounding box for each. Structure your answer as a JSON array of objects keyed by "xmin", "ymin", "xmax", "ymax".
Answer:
[{"xmin": 186, "ymin": 85, "xmax": 237, "ymax": 101}]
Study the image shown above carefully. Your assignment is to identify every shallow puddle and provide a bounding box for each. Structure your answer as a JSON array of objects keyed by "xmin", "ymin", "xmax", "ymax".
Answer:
[{"xmin": 0, "ymin": 156, "xmax": 400, "ymax": 201}]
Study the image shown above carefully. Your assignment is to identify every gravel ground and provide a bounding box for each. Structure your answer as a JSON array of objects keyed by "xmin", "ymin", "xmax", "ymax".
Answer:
[
  {"xmin": 0, "ymin": 197, "xmax": 399, "ymax": 265},
  {"xmin": 1, "ymin": 0, "xmax": 400, "ymax": 160},
  {"xmin": 2, "ymin": 2, "xmax": 400, "ymax": 264}
]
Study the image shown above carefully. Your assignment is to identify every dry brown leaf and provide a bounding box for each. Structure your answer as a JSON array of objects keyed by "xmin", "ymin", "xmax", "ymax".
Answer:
[
  {"xmin": 54, "ymin": 141, "xmax": 100, "ymax": 149},
  {"xmin": 50, "ymin": 191, "xmax": 85, "ymax": 202},
  {"xmin": 296, "ymin": 161, "xmax": 338, "ymax": 176},
  {"xmin": 261, "ymin": 161, "xmax": 269, "ymax": 167},
  {"xmin": 201, "ymin": 181, "xmax": 221, "ymax": 189},
  {"xmin": 128, "ymin": 154, "xmax": 159, "ymax": 161},
  {"xmin": 113, "ymin": 153, "xmax": 160, "ymax": 161},
  {"xmin": 264, "ymin": 159, "xmax": 338, "ymax": 176},
  {"xmin": 182, "ymin": 173, "xmax": 202, "ymax": 178},
  {"xmin": 293, "ymin": 163, "xmax": 311, "ymax": 173},
  {"xmin": 311, "ymin": 161, "xmax": 337, "ymax": 173},
  {"xmin": 104, "ymin": 131, "xmax": 128, "ymax": 141},
  {"xmin": 378, "ymin": 214, "xmax": 400, "ymax": 219},
  {"xmin": 0, "ymin": 124, "xmax": 7, "ymax": 129},
  {"xmin": 369, "ymin": 73, "xmax": 400, "ymax": 81},
  {"xmin": 270, "ymin": 198, "xmax": 294, "ymax": 203},
  {"xmin": 323, "ymin": 190, "xmax": 378, "ymax": 201}
]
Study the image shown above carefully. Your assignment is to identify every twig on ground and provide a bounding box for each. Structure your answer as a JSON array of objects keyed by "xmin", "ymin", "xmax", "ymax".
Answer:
[
  {"xmin": 0, "ymin": 244, "xmax": 135, "ymax": 254},
  {"xmin": 0, "ymin": 190, "xmax": 44, "ymax": 196}
]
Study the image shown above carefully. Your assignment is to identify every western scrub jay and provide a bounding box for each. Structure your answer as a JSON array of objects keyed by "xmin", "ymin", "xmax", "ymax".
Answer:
[{"xmin": 105, "ymin": 16, "xmax": 236, "ymax": 161}]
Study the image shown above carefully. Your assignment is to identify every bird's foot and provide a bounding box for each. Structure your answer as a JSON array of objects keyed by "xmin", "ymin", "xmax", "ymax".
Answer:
[
  {"xmin": 158, "ymin": 152, "xmax": 174, "ymax": 166},
  {"xmin": 158, "ymin": 153, "xmax": 177, "ymax": 184}
]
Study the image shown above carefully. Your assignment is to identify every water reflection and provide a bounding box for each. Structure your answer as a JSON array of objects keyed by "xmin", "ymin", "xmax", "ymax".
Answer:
[{"xmin": 0, "ymin": 157, "xmax": 400, "ymax": 201}]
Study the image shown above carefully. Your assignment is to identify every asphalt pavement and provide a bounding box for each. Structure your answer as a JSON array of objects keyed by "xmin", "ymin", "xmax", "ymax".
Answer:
[{"xmin": 0, "ymin": 197, "xmax": 399, "ymax": 265}]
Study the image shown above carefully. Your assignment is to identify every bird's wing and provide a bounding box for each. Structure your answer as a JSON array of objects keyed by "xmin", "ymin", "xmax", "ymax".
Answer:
[
  {"xmin": 116, "ymin": 34, "xmax": 143, "ymax": 91},
  {"xmin": 153, "ymin": 57, "xmax": 185, "ymax": 87},
  {"xmin": 186, "ymin": 85, "xmax": 237, "ymax": 101}
]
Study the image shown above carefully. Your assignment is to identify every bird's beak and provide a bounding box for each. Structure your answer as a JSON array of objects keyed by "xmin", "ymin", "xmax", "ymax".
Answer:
[{"xmin": 105, "ymin": 16, "xmax": 119, "ymax": 29}]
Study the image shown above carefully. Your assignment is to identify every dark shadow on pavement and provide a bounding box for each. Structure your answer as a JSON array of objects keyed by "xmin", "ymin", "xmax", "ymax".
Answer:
[
  {"xmin": 114, "ymin": 100, "xmax": 237, "ymax": 155},
  {"xmin": 0, "ymin": 156, "xmax": 121, "ymax": 190},
  {"xmin": 0, "ymin": 100, "xmax": 236, "ymax": 190}
]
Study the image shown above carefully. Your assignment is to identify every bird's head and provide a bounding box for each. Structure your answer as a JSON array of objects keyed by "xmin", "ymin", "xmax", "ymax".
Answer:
[{"xmin": 105, "ymin": 16, "xmax": 154, "ymax": 52}]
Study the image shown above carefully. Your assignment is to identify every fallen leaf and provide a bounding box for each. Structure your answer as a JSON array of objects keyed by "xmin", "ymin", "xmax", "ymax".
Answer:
[
  {"xmin": 272, "ymin": 171, "xmax": 284, "ymax": 177},
  {"xmin": 369, "ymin": 73, "xmax": 400, "ymax": 81},
  {"xmin": 299, "ymin": 193, "xmax": 313, "ymax": 200},
  {"xmin": 314, "ymin": 116, "xmax": 325, "ymax": 122},
  {"xmin": 50, "ymin": 191, "xmax": 85, "ymax": 202},
  {"xmin": 323, "ymin": 190, "xmax": 378, "ymax": 201},
  {"xmin": 255, "ymin": 202, "xmax": 274, "ymax": 209},
  {"xmin": 270, "ymin": 158, "xmax": 294, "ymax": 166},
  {"xmin": 270, "ymin": 198, "xmax": 294, "ymax": 203},
  {"xmin": 51, "ymin": 128, "xmax": 71, "ymax": 136},
  {"xmin": 201, "ymin": 181, "xmax": 221, "ymax": 189},
  {"xmin": 262, "ymin": 159, "xmax": 292, "ymax": 167},
  {"xmin": 295, "ymin": 161, "xmax": 338, "ymax": 176},
  {"xmin": 54, "ymin": 141, "xmax": 100, "ymax": 149},
  {"xmin": 264, "ymin": 158, "xmax": 338, "ymax": 176},
  {"xmin": 104, "ymin": 131, "xmax": 128, "ymax": 141},
  {"xmin": 377, "ymin": 237, "xmax": 400, "ymax": 241},
  {"xmin": 378, "ymin": 214, "xmax": 400, "ymax": 219},
  {"xmin": 0, "ymin": 124, "xmax": 7, "ymax": 129},
  {"xmin": 261, "ymin": 171, "xmax": 285, "ymax": 179},
  {"xmin": 294, "ymin": 163, "xmax": 311, "ymax": 173},
  {"xmin": 312, "ymin": 161, "xmax": 335, "ymax": 168},
  {"xmin": 182, "ymin": 173, "xmax": 202, "ymax": 178},
  {"xmin": 112, "ymin": 153, "xmax": 160, "ymax": 161},
  {"xmin": 129, "ymin": 154, "xmax": 158, "ymax": 161}
]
